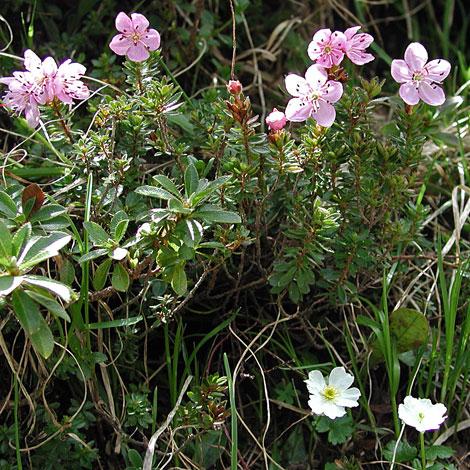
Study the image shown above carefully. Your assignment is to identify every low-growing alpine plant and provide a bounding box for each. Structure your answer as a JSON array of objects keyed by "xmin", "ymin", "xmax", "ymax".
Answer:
[{"xmin": 0, "ymin": 7, "xmax": 463, "ymax": 469}]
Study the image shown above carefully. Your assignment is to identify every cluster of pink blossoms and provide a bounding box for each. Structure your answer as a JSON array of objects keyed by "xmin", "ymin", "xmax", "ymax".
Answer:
[
  {"xmin": 266, "ymin": 26, "xmax": 374, "ymax": 130},
  {"xmin": 0, "ymin": 50, "xmax": 89, "ymax": 128}
]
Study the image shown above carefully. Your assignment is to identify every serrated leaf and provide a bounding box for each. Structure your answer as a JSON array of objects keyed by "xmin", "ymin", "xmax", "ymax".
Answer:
[
  {"xmin": 135, "ymin": 186, "xmax": 177, "ymax": 200},
  {"xmin": 184, "ymin": 163, "xmax": 199, "ymax": 198},
  {"xmin": 93, "ymin": 258, "xmax": 112, "ymax": 291},
  {"xmin": 171, "ymin": 264, "xmax": 187, "ymax": 296},
  {"xmin": 0, "ymin": 275, "xmax": 24, "ymax": 295},
  {"xmin": 111, "ymin": 264, "xmax": 129, "ymax": 292},
  {"xmin": 0, "ymin": 191, "xmax": 17, "ymax": 218},
  {"xmin": 12, "ymin": 289, "xmax": 54, "ymax": 358},
  {"xmin": 316, "ymin": 415, "xmax": 353, "ymax": 445},
  {"xmin": 84, "ymin": 221, "xmax": 109, "ymax": 246},
  {"xmin": 153, "ymin": 174, "xmax": 182, "ymax": 199},
  {"xmin": 24, "ymin": 290, "xmax": 71, "ymax": 321},
  {"xmin": 425, "ymin": 446, "xmax": 455, "ymax": 460},
  {"xmin": 23, "ymin": 274, "xmax": 74, "ymax": 302},
  {"xmin": 383, "ymin": 440, "xmax": 418, "ymax": 463}
]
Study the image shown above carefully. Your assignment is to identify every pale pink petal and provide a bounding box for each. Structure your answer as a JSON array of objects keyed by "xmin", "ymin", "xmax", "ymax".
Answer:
[
  {"xmin": 391, "ymin": 59, "xmax": 413, "ymax": 83},
  {"xmin": 404, "ymin": 42, "xmax": 428, "ymax": 72},
  {"xmin": 307, "ymin": 28, "xmax": 332, "ymax": 61},
  {"xmin": 115, "ymin": 12, "xmax": 132, "ymax": 33},
  {"xmin": 24, "ymin": 99, "xmax": 40, "ymax": 128},
  {"xmin": 285, "ymin": 74, "xmax": 310, "ymax": 97},
  {"xmin": 425, "ymin": 58, "xmax": 451, "ymax": 82},
  {"xmin": 140, "ymin": 28, "xmax": 161, "ymax": 51},
  {"xmin": 419, "ymin": 82, "xmax": 446, "ymax": 105},
  {"xmin": 347, "ymin": 50, "xmax": 375, "ymax": 65},
  {"xmin": 399, "ymin": 82, "xmax": 420, "ymax": 105},
  {"xmin": 130, "ymin": 13, "xmax": 150, "ymax": 32},
  {"xmin": 313, "ymin": 101, "xmax": 336, "ymax": 127},
  {"xmin": 349, "ymin": 32, "xmax": 374, "ymax": 49},
  {"xmin": 109, "ymin": 34, "xmax": 131, "ymax": 56},
  {"xmin": 330, "ymin": 30, "xmax": 346, "ymax": 49},
  {"xmin": 305, "ymin": 64, "xmax": 327, "ymax": 88},
  {"xmin": 322, "ymin": 81, "xmax": 343, "ymax": 103},
  {"xmin": 127, "ymin": 42, "xmax": 150, "ymax": 62},
  {"xmin": 42, "ymin": 57, "xmax": 58, "ymax": 76},
  {"xmin": 23, "ymin": 49, "xmax": 42, "ymax": 74},
  {"xmin": 285, "ymin": 97, "xmax": 312, "ymax": 122},
  {"xmin": 0, "ymin": 77, "xmax": 16, "ymax": 85},
  {"xmin": 344, "ymin": 26, "xmax": 361, "ymax": 40}
]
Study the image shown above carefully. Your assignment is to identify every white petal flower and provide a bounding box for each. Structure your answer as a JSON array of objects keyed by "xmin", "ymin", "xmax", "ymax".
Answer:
[
  {"xmin": 304, "ymin": 366, "xmax": 361, "ymax": 419},
  {"xmin": 398, "ymin": 396, "xmax": 447, "ymax": 433}
]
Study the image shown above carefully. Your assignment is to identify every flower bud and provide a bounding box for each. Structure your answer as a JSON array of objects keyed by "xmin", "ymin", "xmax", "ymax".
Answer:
[
  {"xmin": 266, "ymin": 108, "xmax": 287, "ymax": 131},
  {"xmin": 226, "ymin": 79, "xmax": 242, "ymax": 95}
]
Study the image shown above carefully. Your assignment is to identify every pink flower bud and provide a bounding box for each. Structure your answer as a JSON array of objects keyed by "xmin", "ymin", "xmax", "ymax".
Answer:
[
  {"xmin": 226, "ymin": 80, "xmax": 242, "ymax": 95},
  {"xmin": 266, "ymin": 108, "xmax": 287, "ymax": 131}
]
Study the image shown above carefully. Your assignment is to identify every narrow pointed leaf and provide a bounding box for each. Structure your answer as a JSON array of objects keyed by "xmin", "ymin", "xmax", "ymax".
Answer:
[
  {"xmin": 0, "ymin": 220, "xmax": 12, "ymax": 262},
  {"xmin": 23, "ymin": 274, "xmax": 74, "ymax": 302},
  {"xmin": 0, "ymin": 275, "xmax": 24, "ymax": 295},
  {"xmin": 184, "ymin": 163, "xmax": 199, "ymax": 198},
  {"xmin": 93, "ymin": 258, "xmax": 112, "ymax": 291},
  {"xmin": 153, "ymin": 175, "xmax": 183, "ymax": 199},
  {"xmin": 135, "ymin": 186, "xmax": 177, "ymax": 200},
  {"xmin": 24, "ymin": 290, "xmax": 71, "ymax": 321},
  {"xmin": 18, "ymin": 232, "xmax": 71, "ymax": 269},
  {"xmin": 78, "ymin": 248, "xmax": 109, "ymax": 263}
]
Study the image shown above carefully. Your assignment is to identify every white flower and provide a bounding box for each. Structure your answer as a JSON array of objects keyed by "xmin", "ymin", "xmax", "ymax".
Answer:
[
  {"xmin": 305, "ymin": 366, "xmax": 361, "ymax": 419},
  {"xmin": 398, "ymin": 396, "xmax": 447, "ymax": 433}
]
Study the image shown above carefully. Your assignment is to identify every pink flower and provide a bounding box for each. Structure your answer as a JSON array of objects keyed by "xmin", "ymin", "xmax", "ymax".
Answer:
[
  {"xmin": 391, "ymin": 42, "xmax": 451, "ymax": 106},
  {"xmin": 307, "ymin": 29, "xmax": 346, "ymax": 68},
  {"xmin": 285, "ymin": 64, "xmax": 343, "ymax": 127},
  {"xmin": 53, "ymin": 60, "xmax": 90, "ymax": 104},
  {"xmin": 1, "ymin": 72, "xmax": 42, "ymax": 128},
  {"xmin": 266, "ymin": 108, "xmax": 287, "ymax": 130},
  {"xmin": 343, "ymin": 26, "xmax": 374, "ymax": 65},
  {"xmin": 109, "ymin": 12, "xmax": 161, "ymax": 62},
  {"xmin": 226, "ymin": 79, "xmax": 242, "ymax": 95}
]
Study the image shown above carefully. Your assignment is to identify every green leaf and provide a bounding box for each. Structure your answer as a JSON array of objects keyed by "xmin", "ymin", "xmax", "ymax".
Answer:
[
  {"xmin": 84, "ymin": 221, "xmax": 109, "ymax": 246},
  {"xmin": 23, "ymin": 274, "xmax": 74, "ymax": 302},
  {"xmin": 184, "ymin": 163, "xmax": 199, "ymax": 198},
  {"xmin": 0, "ymin": 275, "xmax": 24, "ymax": 296},
  {"xmin": 189, "ymin": 175, "xmax": 231, "ymax": 205},
  {"xmin": 78, "ymin": 248, "xmax": 109, "ymax": 263},
  {"xmin": 168, "ymin": 198, "xmax": 192, "ymax": 214},
  {"xmin": 17, "ymin": 232, "xmax": 72, "ymax": 269},
  {"xmin": 0, "ymin": 220, "xmax": 12, "ymax": 263},
  {"xmin": 316, "ymin": 415, "xmax": 353, "ymax": 445},
  {"xmin": 127, "ymin": 448, "xmax": 143, "ymax": 468},
  {"xmin": 383, "ymin": 440, "xmax": 418, "ymax": 463},
  {"xmin": 183, "ymin": 219, "xmax": 203, "ymax": 248},
  {"xmin": 93, "ymin": 258, "xmax": 112, "ymax": 291},
  {"xmin": 425, "ymin": 446, "xmax": 455, "ymax": 460},
  {"xmin": 111, "ymin": 264, "xmax": 129, "ymax": 292},
  {"xmin": 110, "ymin": 211, "xmax": 129, "ymax": 242},
  {"xmin": 11, "ymin": 223, "xmax": 31, "ymax": 257},
  {"xmin": 29, "ymin": 204, "xmax": 66, "ymax": 223},
  {"xmin": 12, "ymin": 289, "xmax": 54, "ymax": 358},
  {"xmin": 153, "ymin": 174, "xmax": 182, "ymax": 199},
  {"xmin": 24, "ymin": 290, "xmax": 71, "ymax": 321},
  {"xmin": 89, "ymin": 315, "xmax": 143, "ymax": 329},
  {"xmin": 195, "ymin": 204, "xmax": 241, "ymax": 224},
  {"xmin": 135, "ymin": 186, "xmax": 177, "ymax": 200},
  {"xmin": 59, "ymin": 259, "xmax": 75, "ymax": 285},
  {"xmin": 171, "ymin": 264, "xmax": 187, "ymax": 296},
  {"xmin": 0, "ymin": 191, "xmax": 17, "ymax": 218}
]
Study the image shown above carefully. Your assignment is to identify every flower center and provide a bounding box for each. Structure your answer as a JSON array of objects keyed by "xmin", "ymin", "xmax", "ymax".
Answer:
[
  {"xmin": 413, "ymin": 72, "xmax": 423, "ymax": 82},
  {"xmin": 131, "ymin": 32, "xmax": 141, "ymax": 44},
  {"xmin": 321, "ymin": 385, "xmax": 340, "ymax": 402},
  {"xmin": 418, "ymin": 412, "xmax": 425, "ymax": 423},
  {"xmin": 323, "ymin": 45, "xmax": 332, "ymax": 54}
]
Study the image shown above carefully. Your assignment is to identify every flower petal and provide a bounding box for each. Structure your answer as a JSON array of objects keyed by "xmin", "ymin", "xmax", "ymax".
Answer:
[
  {"xmin": 347, "ymin": 50, "xmax": 375, "ymax": 65},
  {"xmin": 285, "ymin": 74, "xmax": 310, "ymax": 97},
  {"xmin": 109, "ymin": 34, "xmax": 131, "ymax": 56},
  {"xmin": 419, "ymin": 81, "xmax": 446, "ymax": 106},
  {"xmin": 404, "ymin": 42, "xmax": 428, "ymax": 72},
  {"xmin": 336, "ymin": 387, "xmax": 361, "ymax": 407},
  {"xmin": 322, "ymin": 81, "xmax": 343, "ymax": 103},
  {"xmin": 141, "ymin": 28, "xmax": 161, "ymax": 51},
  {"xmin": 313, "ymin": 101, "xmax": 336, "ymax": 127},
  {"xmin": 130, "ymin": 12, "xmax": 150, "ymax": 32},
  {"xmin": 399, "ymin": 82, "xmax": 420, "ymax": 105},
  {"xmin": 23, "ymin": 49, "xmax": 42, "ymax": 74},
  {"xmin": 344, "ymin": 26, "xmax": 361, "ymax": 40},
  {"xmin": 285, "ymin": 98, "xmax": 312, "ymax": 122},
  {"xmin": 328, "ymin": 367, "xmax": 354, "ymax": 390},
  {"xmin": 305, "ymin": 370, "xmax": 326, "ymax": 394},
  {"xmin": 305, "ymin": 64, "xmax": 328, "ymax": 89},
  {"xmin": 127, "ymin": 43, "xmax": 150, "ymax": 62},
  {"xmin": 115, "ymin": 12, "xmax": 132, "ymax": 33},
  {"xmin": 391, "ymin": 59, "xmax": 413, "ymax": 83},
  {"xmin": 425, "ymin": 58, "xmax": 451, "ymax": 82},
  {"xmin": 308, "ymin": 396, "xmax": 346, "ymax": 419}
]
